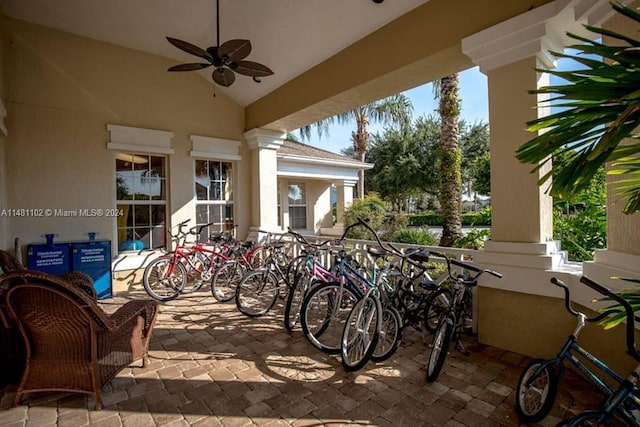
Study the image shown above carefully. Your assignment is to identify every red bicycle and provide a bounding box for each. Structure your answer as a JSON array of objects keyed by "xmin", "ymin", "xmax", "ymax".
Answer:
[{"xmin": 143, "ymin": 220, "xmax": 227, "ymax": 301}]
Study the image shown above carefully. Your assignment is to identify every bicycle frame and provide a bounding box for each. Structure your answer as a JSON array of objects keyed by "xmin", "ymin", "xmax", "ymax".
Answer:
[
  {"xmin": 528, "ymin": 325, "xmax": 622, "ymax": 398},
  {"xmin": 304, "ymin": 252, "xmax": 339, "ymax": 283}
]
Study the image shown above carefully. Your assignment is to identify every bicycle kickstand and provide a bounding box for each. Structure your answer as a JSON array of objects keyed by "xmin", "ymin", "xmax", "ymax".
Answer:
[{"xmin": 456, "ymin": 338, "xmax": 471, "ymax": 356}]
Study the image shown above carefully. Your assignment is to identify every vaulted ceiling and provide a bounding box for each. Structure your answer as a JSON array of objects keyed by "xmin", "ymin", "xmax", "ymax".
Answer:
[{"xmin": 0, "ymin": 0, "xmax": 428, "ymax": 107}]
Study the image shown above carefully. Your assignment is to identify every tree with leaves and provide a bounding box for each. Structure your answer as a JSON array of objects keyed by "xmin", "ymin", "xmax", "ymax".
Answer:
[{"xmin": 300, "ymin": 94, "xmax": 413, "ymax": 199}]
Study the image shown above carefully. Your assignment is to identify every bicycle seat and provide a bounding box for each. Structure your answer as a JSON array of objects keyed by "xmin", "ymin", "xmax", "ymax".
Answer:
[
  {"xmin": 242, "ymin": 241, "xmax": 254, "ymax": 248},
  {"xmin": 418, "ymin": 279, "xmax": 439, "ymax": 291},
  {"xmin": 270, "ymin": 241, "xmax": 286, "ymax": 249},
  {"xmin": 367, "ymin": 246, "xmax": 387, "ymax": 257},
  {"xmin": 209, "ymin": 232, "xmax": 223, "ymax": 241},
  {"xmin": 408, "ymin": 249, "xmax": 429, "ymax": 264}
]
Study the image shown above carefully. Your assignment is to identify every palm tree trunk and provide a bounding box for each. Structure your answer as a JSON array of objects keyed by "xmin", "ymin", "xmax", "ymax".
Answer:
[
  {"xmin": 353, "ymin": 107, "xmax": 369, "ymax": 199},
  {"xmin": 438, "ymin": 74, "xmax": 463, "ymax": 247}
]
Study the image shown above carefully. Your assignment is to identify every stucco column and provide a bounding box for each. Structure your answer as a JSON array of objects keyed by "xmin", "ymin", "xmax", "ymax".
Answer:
[
  {"xmin": 584, "ymin": 2, "xmax": 640, "ymax": 282},
  {"xmin": 460, "ymin": 0, "xmax": 595, "ymax": 271},
  {"xmin": 486, "ymin": 57, "xmax": 553, "ymax": 244},
  {"xmin": 244, "ymin": 129, "xmax": 285, "ymax": 239},
  {"xmin": 335, "ymin": 180, "xmax": 355, "ymax": 227}
]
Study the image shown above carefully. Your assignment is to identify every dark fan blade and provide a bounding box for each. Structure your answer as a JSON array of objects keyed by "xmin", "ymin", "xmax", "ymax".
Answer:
[
  {"xmin": 218, "ymin": 39, "xmax": 252, "ymax": 63},
  {"xmin": 166, "ymin": 37, "xmax": 212, "ymax": 61},
  {"xmin": 212, "ymin": 68, "xmax": 236, "ymax": 87},
  {"xmin": 232, "ymin": 61, "xmax": 274, "ymax": 77},
  {"xmin": 168, "ymin": 63, "xmax": 212, "ymax": 72}
]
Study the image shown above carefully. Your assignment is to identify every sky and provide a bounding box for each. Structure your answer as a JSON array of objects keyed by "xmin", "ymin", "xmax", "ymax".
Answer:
[{"xmin": 296, "ymin": 66, "xmax": 489, "ymax": 154}]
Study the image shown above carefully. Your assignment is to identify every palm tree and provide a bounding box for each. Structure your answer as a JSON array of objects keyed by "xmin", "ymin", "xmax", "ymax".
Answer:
[
  {"xmin": 300, "ymin": 94, "xmax": 413, "ymax": 199},
  {"xmin": 516, "ymin": 2, "xmax": 640, "ymax": 215},
  {"xmin": 435, "ymin": 74, "xmax": 463, "ymax": 247}
]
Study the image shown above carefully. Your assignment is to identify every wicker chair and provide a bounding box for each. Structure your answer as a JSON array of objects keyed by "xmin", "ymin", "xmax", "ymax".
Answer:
[{"xmin": 0, "ymin": 271, "xmax": 159, "ymax": 409}]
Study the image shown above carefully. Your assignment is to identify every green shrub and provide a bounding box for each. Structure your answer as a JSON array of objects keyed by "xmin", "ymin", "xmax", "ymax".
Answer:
[
  {"xmin": 454, "ymin": 228, "xmax": 491, "ymax": 249},
  {"xmin": 344, "ymin": 193, "xmax": 387, "ymax": 240},
  {"xmin": 408, "ymin": 206, "xmax": 492, "ymax": 227},
  {"xmin": 392, "ymin": 228, "xmax": 439, "ymax": 246}
]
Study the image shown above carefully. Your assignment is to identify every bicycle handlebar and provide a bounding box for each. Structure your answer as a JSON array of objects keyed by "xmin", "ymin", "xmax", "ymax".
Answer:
[
  {"xmin": 286, "ymin": 227, "xmax": 340, "ymax": 249},
  {"xmin": 578, "ymin": 276, "xmax": 640, "ymax": 362},
  {"xmin": 550, "ymin": 277, "xmax": 623, "ymax": 323},
  {"xmin": 354, "ymin": 217, "xmax": 404, "ymax": 258},
  {"xmin": 428, "ymin": 251, "xmax": 502, "ymax": 285}
]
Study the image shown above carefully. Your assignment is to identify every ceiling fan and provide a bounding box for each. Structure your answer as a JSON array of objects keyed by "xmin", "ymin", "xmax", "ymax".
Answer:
[{"xmin": 166, "ymin": 0, "xmax": 274, "ymax": 89}]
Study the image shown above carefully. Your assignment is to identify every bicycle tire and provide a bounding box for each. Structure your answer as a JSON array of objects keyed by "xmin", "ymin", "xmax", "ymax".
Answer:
[
  {"xmin": 560, "ymin": 411, "xmax": 614, "ymax": 426},
  {"xmin": 515, "ymin": 359, "xmax": 559, "ymax": 423},
  {"xmin": 426, "ymin": 314, "xmax": 455, "ymax": 382},
  {"xmin": 143, "ymin": 256, "xmax": 187, "ymax": 301},
  {"xmin": 286, "ymin": 255, "xmax": 307, "ymax": 289},
  {"xmin": 250, "ymin": 246, "xmax": 271, "ymax": 269},
  {"xmin": 300, "ymin": 281, "xmax": 362, "ymax": 354},
  {"xmin": 341, "ymin": 294, "xmax": 381, "ymax": 371},
  {"xmin": 235, "ymin": 269, "xmax": 279, "ymax": 317},
  {"xmin": 423, "ymin": 288, "xmax": 453, "ymax": 332},
  {"xmin": 181, "ymin": 251, "xmax": 211, "ymax": 293},
  {"xmin": 211, "ymin": 260, "xmax": 246, "ymax": 302},
  {"xmin": 284, "ymin": 266, "xmax": 312, "ymax": 332},
  {"xmin": 371, "ymin": 306, "xmax": 403, "ymax": 362}
]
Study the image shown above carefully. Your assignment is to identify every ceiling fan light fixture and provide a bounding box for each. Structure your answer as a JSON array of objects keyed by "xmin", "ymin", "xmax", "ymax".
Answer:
[{"xmin": 166, "ymin": 0, "xmax": 273, "ymax": 90}]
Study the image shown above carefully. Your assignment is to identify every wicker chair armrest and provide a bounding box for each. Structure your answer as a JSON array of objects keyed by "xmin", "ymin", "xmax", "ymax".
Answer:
[
  {"xmin": 58, "ymin": 271, "xmax": 97, "ymax": 300},
  {"xmin": 107, "ymin": 300, "xmax": 158, "ymax": 336}
]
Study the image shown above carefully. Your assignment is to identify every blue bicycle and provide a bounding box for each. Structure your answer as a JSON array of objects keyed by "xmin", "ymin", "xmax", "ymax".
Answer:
[{"xmin": 515, "ymin": 276, "xmax": 640, "ymax": 426}]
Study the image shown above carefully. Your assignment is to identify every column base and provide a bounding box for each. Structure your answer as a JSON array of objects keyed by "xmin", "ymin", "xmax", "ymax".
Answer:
[{"xmin": 582, "ymin": 249, "xmax": 640, "ymax": 289}]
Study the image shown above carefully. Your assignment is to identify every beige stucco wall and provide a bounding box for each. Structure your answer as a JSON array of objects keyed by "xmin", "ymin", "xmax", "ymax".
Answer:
[
  {"xmin": 0, "ymin": 14, "xmax": 6, "ymax": 251},
  {"xmin": 478, "ymin": 286, "xmax": 639, "ymax": 378},
  {"xmin": 1, "ymin": 18, "xmax": 247, "ymax": 256},
  {"xmin": 603, "ymin": 3, "xmax": 640, "ymax": 255},
  {"xmin": 307, "ymin": 180, "xmax": 332, "ymax": 232}
]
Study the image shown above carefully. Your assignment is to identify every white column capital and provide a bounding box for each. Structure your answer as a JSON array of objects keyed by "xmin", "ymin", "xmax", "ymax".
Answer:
[
  {"xmin": 244, "ymin": 128, "xmax": 286, "ymax": 150},
  {"xmin": 461, "ymin": 0, "xmax": 623, "ymax": 73},
  {"xmin": 341, "ymin": 180, "xmax": 358, "ymax": 188}
]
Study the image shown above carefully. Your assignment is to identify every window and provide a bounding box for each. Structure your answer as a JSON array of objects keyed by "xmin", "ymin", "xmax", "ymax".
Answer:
[
  {"xmin": 116, "ymin": 153, "xmax": 167, "ymax": 251},
  {"xmin": 288, "ymin": 183, "xmax": 307, "ymax": 229},
  {"xmin": 195, "ymin": 160, "xmax": 234, "ymax": 238}
]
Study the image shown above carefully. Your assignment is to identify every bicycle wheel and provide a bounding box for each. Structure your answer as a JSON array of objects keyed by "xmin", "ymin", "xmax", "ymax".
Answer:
[
  {"xmin": 515, "ymin": 359, "xmax": 558, "ymax": 423},
  {"xmin": 301, "ymin": 281, "xmax": 361, "ymax": 354},
  {"xmin": 286, "ymin": 254, "xmax": 307, "ymax": 288},
  {"xmin": 181, "ymin": 251, "xmax": 211, "ymax": 293},
  {"xmin": 211, "ymin": 260, "xmax": 246, "ymax": 302},
  {"xmin": 143, "ymin": 256, "xmax": 187, "ymax": 301},
  {"xmin": 426, "ymin": 314, "xmax": 455, "ymax": 382},
  {"xmin": 559, "ymin": 411, "xmax": 613, "ymax": 426},
  {"xmin": 341, "ymin": 294, "xmax": 381, "ymax": 371},
  {"xmin": 284, "ymin": 266, "xmax": 312, "ymax": 332},
  {"xmin": 370, "ymin": 306, "xmax": 403, "ymax": 362},
  {"xmin": 250, "ymin": 245, "xmax": 271, "ymax": 268},
  {"xmin": 423, "ymin": 288, "xmax": 453, "ymax": 332},
  {"xmin": 235, "ymin": 269, "xmax": 279, "ymax": 317}
]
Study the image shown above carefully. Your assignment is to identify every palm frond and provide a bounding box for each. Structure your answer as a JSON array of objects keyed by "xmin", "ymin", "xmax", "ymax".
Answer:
[{"xmin": 516, "ymin": 2, "xmax": 640, "ymax": 212}]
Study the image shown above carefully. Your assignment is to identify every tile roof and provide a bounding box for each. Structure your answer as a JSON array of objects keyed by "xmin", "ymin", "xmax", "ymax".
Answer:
[{"xmin": 279, "ymin": 139, "xmax": 355, "ymax": 162}]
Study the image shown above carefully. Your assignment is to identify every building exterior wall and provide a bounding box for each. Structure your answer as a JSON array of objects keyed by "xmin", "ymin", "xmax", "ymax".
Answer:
[
  {"xmin": 1, "ymin": 18, "xmax": 246, "ymax": 257},
  {"xmin": 478, "ymin": 286, "xmax": 639, "ymax": 379},
  {"xmin": 307, "ymin": 181, "xmax": 332, "ymax": 232}
]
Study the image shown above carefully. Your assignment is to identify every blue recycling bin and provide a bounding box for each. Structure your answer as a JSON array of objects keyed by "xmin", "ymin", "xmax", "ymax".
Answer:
[
  {"xmin": 71, "ymin": 236, "xmax": 112, "ymax": 299},
  {"xmin": 27, "ymin": 234, "xmax": 71, "ymax": 276}
]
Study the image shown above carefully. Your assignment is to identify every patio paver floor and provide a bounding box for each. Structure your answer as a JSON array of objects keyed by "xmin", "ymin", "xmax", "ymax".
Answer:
[{"xmin": 0, "ymin": 289, "xmax": 606, "ymax": 426}]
